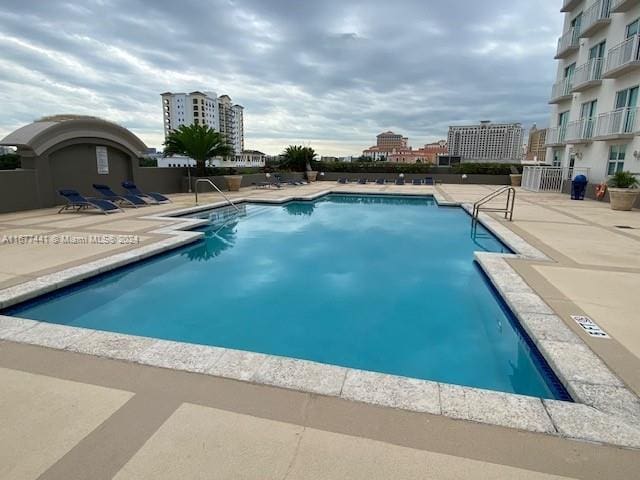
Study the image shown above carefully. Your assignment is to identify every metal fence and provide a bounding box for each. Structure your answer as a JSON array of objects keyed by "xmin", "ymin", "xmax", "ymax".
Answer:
[{"xmin": 522, "ymin": 166, "xmax": 591, "ymax": 192}]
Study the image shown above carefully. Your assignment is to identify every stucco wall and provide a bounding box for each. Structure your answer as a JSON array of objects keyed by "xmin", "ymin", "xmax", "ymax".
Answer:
[{"xmin": 0, "ymin": 170, "xmax": 39, "ymax": 213}]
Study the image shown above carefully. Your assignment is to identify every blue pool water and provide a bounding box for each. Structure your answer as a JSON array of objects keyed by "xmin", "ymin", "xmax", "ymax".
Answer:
[{"xmin": 6, "ymin": 195, "xmax": 567, "ymax": 399}]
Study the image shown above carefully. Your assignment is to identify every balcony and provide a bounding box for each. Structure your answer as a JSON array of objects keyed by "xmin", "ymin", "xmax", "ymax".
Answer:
[
  {"xmin": 555, "ymin": 28, "xmax": 580, "ymax": 59},
  {"xmin": 565, "ymin": 118, "xmax": 595, "ymax": 143},
  {"xmin": 611, "ymin": 0, "xmax": 639, "ymax": 12},
  {"xmin": 579, "ymin": 0, "xmax": 611, "ymax": 38},
  {"xmin": 549, "ymin": 78, "xmax": 573, "ymax": 104},
  {"xmin": 571, "ymin": 58, "xmax": 603, "ymax": 92},
  {"xmin": 603, "ymin": 34, "xmax": 640, "ymax": 78},
  {"xmin": 594, "ymin": 107, "xmax": 639, "ymax": 139},
  {"xmin": 544, "ymin": 126, "xmax": 567, "ymax": 146},
  {"xmin": 561, "ymin": 0, "xmax": 583, "ymax": 12}
]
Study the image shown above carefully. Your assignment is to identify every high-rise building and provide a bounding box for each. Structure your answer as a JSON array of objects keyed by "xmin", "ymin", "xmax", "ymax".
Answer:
[
  {"xmin": 545, "ymin": 0, "xmax": 640, "ymax": 182},
  {"xmin": 161, "ymin": 91, "xmax": 244, "ymax": 154},
  {"xmin": 362, "ymin": 131, "xmax": 409, "ymax": 160},
  {"xmin": 526, "ymin": 124, "xmax": 547, "ymax": 162},
  {"xmin": 447, "ymin": 121, "xmax": 523, "ymax": 163}
]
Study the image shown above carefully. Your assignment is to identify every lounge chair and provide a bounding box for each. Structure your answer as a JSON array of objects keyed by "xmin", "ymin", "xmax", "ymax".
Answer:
[
  {"xmin": 358, "ymin": 178, "xmax": 368, "ymax": 184},
  {"xmin": 395, "ymin": 178, "xmax": 405, "ymax": 185},
  {"xmin": 337, "ymin": 178, "xmax": 348, "ymax": 184},
  {"xmin": 424, "ymin": 177, "xmax": 434, "ymax": 185},
  {"xmin": 121, "ymin": 181, "xmax": 170, "ymax": 203},
  {"xmin": 412, "ymin": 179, "xmax": 423, "ymax": 185},
  {"xmin": 375, "ymin": 178, "xmax": 385, "ymax": 185},
  {"xmin": 92, "ymin": 184, "xmax": 147, "ymax": 207},
  {"xmin": 58, "ymin": 189, "xmax": 121, "ymax": 214}
]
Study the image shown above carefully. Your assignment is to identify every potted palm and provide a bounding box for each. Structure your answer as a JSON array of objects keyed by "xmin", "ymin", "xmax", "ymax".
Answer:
[
  {"xmin": 282, "ymin": 145, "xmax": 317, "ymax": 182},
  {"xmin": 164, "ymin": 124, "xmax": 233, "ymax": 191},
  {"xmin": 607, "ymin": 171, "xmax": 639, "ymax": 211}
]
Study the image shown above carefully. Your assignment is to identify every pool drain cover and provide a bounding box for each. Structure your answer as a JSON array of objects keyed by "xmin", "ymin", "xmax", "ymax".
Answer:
[{"xmin": 571, "ymin": 315, "xmax": 609, "ymax": 338}]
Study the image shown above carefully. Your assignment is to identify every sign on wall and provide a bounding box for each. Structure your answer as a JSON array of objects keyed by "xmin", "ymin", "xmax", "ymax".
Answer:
[{"xmin": 96, "ymin": 146, "xmax": 109, "ymax": 174}]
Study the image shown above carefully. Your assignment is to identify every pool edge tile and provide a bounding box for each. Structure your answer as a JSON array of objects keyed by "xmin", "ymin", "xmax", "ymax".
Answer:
[{"xmin": 253, "ymin": 356, "xmax": 347, "ymax": 396}]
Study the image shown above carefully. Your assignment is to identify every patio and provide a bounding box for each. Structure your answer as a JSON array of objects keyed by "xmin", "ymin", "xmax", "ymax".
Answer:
[{"xmin": 1, "ymin": 182, "xmax": 639, "ymax": 479}]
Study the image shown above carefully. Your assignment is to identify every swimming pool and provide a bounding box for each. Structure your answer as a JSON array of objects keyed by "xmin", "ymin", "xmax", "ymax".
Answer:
[{"xmin": 5, "ymin": 194, "xmax": 567, "ymax": 399}]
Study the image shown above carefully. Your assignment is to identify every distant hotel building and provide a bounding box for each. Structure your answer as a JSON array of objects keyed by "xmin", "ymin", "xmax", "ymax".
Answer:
[
  {"xmin": 545, "ymin": 0, "xmax": 640, "ymax": 182},
  {"xmin": 447, "ymin": 121, "xmax": 523, "ymax": 163},
  {"xmin": 362, "ymin": 131, "xmax": 409, "ymax": 160},
  {"xmin": 525, "ymin": 124, "xmax": 547, "ymax": 163},
  {"xmin": 161, "ymin": 91, "xmax": 244, "ymax": 154},
  {"xmin": 388, "ymin": 140, "xmax": 448, "ymax": 164}
]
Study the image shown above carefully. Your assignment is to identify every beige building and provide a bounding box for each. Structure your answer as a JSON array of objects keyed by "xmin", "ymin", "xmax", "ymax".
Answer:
[
  {"xmin": 447, "ymin": 121, "xmax": 524, "ymax": 163},
  {"xmin": 525, "ymin": 124, "xmax": 547, "ymax": 162},
  {"xmin": 362, "ymin": 131, "xmax": 409, "ymax": 160}
]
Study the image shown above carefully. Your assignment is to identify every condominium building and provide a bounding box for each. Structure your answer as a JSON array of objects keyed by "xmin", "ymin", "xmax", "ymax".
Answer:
[
  {"xmin": 161, "ymin": 91, "xmax": 245, "ymax": 154},
  {"xmin": 447, "ymin": 121, "xmax": 524, "ymax": 163},
  {"xmin": 525, "ymin": 124, "xmax": 548, "ymax": 162},
  {"xmin": 546, "ymin": 0, "xmax": 640, "ymax": 182}
]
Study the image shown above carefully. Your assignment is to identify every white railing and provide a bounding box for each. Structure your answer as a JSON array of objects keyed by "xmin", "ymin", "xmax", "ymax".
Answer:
[
  {"xmin": 581, "ymin": 0, "xmax": 610, "ymax": 35},
  {"xmin": 594, "ymin": 107, "xmax": 639, "ymax": 137},
  {"xmin": 522, "ymin": 166, "xmax": 591, "ymax": 192},
  {"xmin": 556, "ymin": 27, "xmax": 579, "ymax": 57},
  {"xmin": 604, "ymin": 34, "xmax": 640, "ymax": 74},
  {"xmin": 545, "ymin": 126, "xmax": 567, "ymax": 145},
  {"xmin": 572, "ymin": 57, "xmax": 603, "ymax": 88},
  {"xmin": 565, "ymin": 117, "xmax": 595, "ymax": 142},
  {"xmin": 550, "ymin": 78, "xmax": 573, "ymax": 101}
]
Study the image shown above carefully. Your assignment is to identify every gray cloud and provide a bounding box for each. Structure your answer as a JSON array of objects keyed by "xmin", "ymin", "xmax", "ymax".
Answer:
[{"xmin": 0, "ymin": 0, "xmax": 562, "ymax": 155}]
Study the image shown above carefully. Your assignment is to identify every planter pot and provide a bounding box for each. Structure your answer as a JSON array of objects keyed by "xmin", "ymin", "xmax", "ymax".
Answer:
[
  {"xmin": 608, "ymin": 188, "xmax": 639, "ymax": 211},
  {"xmin": 224, "ymin": 175, "xmax": 243, "ymax": 192},
  {"xmin": 509, "ymin": 174, "xmax": 522, "ymax": 187},
  {"xmin": 306, "ymin": 171, "xmax": 318, "ymax": 182}
]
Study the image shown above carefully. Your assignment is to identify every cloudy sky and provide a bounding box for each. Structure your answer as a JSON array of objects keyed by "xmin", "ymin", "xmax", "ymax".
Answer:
[{"xmin": 0, "ymin": 0, "xmax": 562, "ymax": 155}]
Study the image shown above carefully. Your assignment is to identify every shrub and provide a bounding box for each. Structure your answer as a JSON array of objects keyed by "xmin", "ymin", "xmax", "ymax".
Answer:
[
  {"xmin": 607, "ymin": 171, "xmax": 639, "ymax": 189},
  {"xmin": 0, "ymin": 154, "xmax": 20, "ymax": 170},
  {"xmin": 314, "ymin": 161, "xmax": 521, "ymax": 175},
  {"xmin": 139, "ymin": 157, "xmax": 158, "ymax": 167}
]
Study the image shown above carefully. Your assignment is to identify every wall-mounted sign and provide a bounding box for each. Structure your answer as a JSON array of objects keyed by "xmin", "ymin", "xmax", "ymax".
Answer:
[{"xmin": 96, "ymin": 146, "xmax": 109, "ymax": 174}]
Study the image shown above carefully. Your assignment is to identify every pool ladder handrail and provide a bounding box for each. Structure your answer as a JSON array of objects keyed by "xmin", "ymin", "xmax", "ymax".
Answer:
[
  {"xmin": 472, "ymin": 186, "xmax": 516, "ymax": 221},
  {"xmin": 194, "ymin": 178, "xmax": 241, "ymax": 213}
]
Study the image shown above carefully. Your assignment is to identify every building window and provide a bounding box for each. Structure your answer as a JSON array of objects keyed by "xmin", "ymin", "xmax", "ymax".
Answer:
[
  {"xmin": 608, "ymin": 144, "xmax": 626, "ymax": 175},
  {"xmin": 193, "ymin": 99, "xmax": 198, "ymax": 104}
]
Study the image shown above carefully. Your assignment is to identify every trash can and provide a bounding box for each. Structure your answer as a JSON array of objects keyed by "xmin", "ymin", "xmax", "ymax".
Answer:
[{"xmin": 571, "ymin": 174, "xmax": 588, "ymax": 200}]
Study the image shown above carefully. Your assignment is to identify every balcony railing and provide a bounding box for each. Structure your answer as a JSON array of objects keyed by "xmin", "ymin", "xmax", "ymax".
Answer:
[
  {"xmin": 580, "ymin": 0, "xmax": 611, "ymax": 37},
  {"xmin": 594, "ymin": 107, "xmax": 639, "ymax": 138},
  {"xmin": 604, "ymin": 34, "xmax": 640, "ymax": 77},
  {"xmin": 565, "ymin": 118, "xmax": 595, "ymax": 143},
  {"xmin": 611, "ymin": 0, "xmax": 639, "ymax": 12},
  {"xmin": 555, "ymin": 27, "xmax": 580, "ymax": 59},
  {"xmin": 549, "ymin": 78, "xmax": 573, "ymax": 103},
  {"xmin": 545, "ymin": 126, "xmax": 567, "ymax": 146},
  {"xmin": 571, "ymin": 57, "xmax": 603, "ymax": 91}
]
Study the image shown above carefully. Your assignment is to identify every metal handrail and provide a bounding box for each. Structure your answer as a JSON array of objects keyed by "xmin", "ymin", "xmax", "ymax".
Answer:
[
  {"xmin": 195, "ymin": 178, "xmax": 241, "ymax": 212},
  {"xmin": 472, "ymin": 186, "xmax": 516, "ymax": 221}
]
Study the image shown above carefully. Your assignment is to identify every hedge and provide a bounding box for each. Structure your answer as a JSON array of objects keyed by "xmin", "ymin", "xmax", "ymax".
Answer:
[
  {"xmin": 0, "ymin": 154, "xmax": 20, "ymax": 170},
  {"xmin": 313, "ymin": 161, "xmax": 522, "ymax": 175}
]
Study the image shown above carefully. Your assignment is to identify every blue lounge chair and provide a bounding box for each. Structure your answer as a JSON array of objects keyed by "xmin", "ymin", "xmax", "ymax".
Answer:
[
  {"xmin": 424, "ymin": 177, "xmax": 434, "ymax": 185},
  {"xmin": 395, "ymin": 177, "xmax": 405, "ymax": 185},
  {"xmin": 93, "ymin": 184, "xmax": 147, "ymax": 207},
  {"xmin": 358, "ymin": 178, "xmax": 368, "ymax": 184},
  {"xmin": 58, "ymin": 190, "xmax": 121, "ymax": 214},
  {"xmin": 375, "ymin": 178, "xmax": 385, "ymax": 185},
  {"xmin": 121, "ymin": 181, "xmax": 170, "ymax": 203},
  {"xmin": 337, "ymin": 178, "xmax": 347, "ymax": 184},
  {"xmin": 412, "ymin": 178, "xmax": 423, "ymax": 185}
]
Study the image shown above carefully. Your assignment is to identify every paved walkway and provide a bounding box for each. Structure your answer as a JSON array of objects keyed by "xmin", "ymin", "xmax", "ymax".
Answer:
[{"xmin": 1, "ymin": 182, "xmax": 639, "ymax": 479}]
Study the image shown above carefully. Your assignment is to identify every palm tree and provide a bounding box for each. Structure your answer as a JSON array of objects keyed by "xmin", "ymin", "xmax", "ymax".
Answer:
[
  {"xmin": 163, "ymin": 124, "xmax": 233, "ymax": 177},
  {"xmin": 281, "ymin": 145, "xmax": 316, "ymax": 172}
]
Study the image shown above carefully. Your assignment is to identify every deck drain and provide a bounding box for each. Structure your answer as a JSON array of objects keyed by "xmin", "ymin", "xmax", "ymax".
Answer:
[
  {"xmin": 614, "ymin": 225, "xmax": 635, "ymax": 229},
  {"xmin": 571, "ymin": 315, "xmax": 610, "ymax": 338}
]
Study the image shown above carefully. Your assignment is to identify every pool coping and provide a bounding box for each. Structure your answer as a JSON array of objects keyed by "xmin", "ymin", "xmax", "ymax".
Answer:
[{"xmin": 1, "ymin": 189, "xmax": 639, "ymax": 449}]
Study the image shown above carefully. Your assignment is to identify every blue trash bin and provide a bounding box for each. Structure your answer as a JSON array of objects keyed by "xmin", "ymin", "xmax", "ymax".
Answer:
[{"xmin": 571, "ymin": 174, "xmax": 588, "ymax": 200}]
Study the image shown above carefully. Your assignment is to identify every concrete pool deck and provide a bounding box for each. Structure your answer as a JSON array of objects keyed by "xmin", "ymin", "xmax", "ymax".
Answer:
[{"xmin": 1, "ymin": 182, "xmax": 639, "ymax": 478}]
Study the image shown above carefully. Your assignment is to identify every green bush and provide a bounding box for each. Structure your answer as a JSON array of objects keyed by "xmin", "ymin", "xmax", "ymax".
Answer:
[
  {"xmin": 0, "ymin": 154, "xmax": 20, "ymax": 170},
  {"xmin": 607, "ymin": 171, "xmax": 639, "ymax": 188},
  {"xmin": 139, "ymin": 156, "xmax": 158, "ymax": 167},
  {"xmin": 314, "ymin": 161, "xmax": 520, "ymax": 175},
  {"xmin": 203, "ymin": 166, "xmax": 264, "ymax": 176}
]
